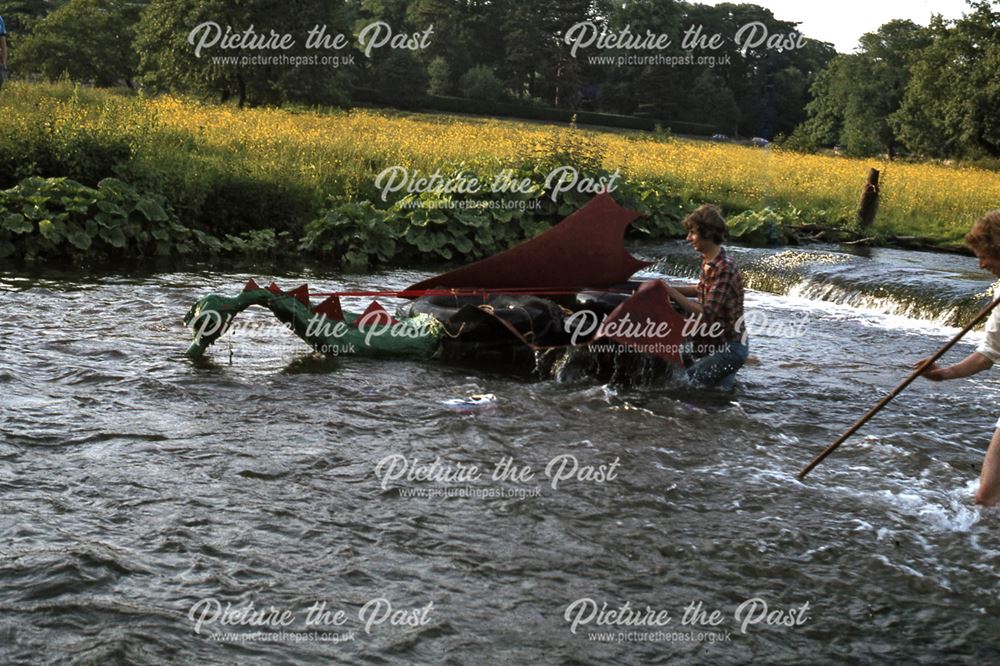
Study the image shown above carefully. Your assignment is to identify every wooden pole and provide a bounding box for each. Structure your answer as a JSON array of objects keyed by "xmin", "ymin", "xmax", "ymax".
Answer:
[
  {"xmin": 798, "ymin": 293, "xmax": 1000, "ymax": 479},
  {"xmin": 857, "ymin": 168, "xmax": 880, "ymax": 229}
]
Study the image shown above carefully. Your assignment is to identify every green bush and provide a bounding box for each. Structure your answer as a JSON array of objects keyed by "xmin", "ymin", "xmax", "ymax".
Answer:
[
  {"xmin": 298, "ymin": 161, "xmax": 692, "ymax": 272},
  {"xmin": 776, "ymin": 126, "xmax": 820, "ymax": 153},
  {"xmin": 618, "ymin": 181, "xmax": 689, "ymax": 237},
  {"xmin": 427, "ymin": 56, "xmax": 451, "ymax": 96},
  {"xmin": 725, "ymin": 206, "xmax": 810, "ymax": 246},
  {"xmin": 299, "ymin": 194, "xmax": 545, "ymax": 272},
  {"xmin": 0, "ymin": 176, "xmax": 199, "ymax": 261},
  {"xmin": 459, "ymin": 65, "xmax": 505, "ymax": 102},
  {"xmin": 0, "ymin": 174, "xmax": 300, "ymax": 264}
]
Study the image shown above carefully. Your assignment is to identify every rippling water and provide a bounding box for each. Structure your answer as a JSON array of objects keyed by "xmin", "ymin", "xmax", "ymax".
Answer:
[{"xmin": 3, "ymin": 246, "xmax": 1000, "ymax": 664}]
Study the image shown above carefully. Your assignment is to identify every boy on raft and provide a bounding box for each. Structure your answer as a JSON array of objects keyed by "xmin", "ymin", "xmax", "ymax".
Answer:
[{"xmin": 663, "ymin": 204, "xmax": 748, "ymax": 389}]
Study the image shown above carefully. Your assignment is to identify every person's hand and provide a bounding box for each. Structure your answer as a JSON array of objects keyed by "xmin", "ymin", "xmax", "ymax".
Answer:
[{"xmin": 914, "ymin": 357, "xmax": 946, "ymax": 381}]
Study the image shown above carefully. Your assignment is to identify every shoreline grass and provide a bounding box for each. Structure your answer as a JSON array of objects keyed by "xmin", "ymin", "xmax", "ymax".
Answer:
[{"xmin": 3, "ymin": 81, "xmax": 999, "ymax": 264}]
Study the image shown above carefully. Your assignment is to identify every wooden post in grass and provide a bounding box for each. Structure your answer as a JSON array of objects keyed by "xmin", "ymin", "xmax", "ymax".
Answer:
[{"xmin": 857, "ymin": 168, "xmax": 880, "ymax": 229}]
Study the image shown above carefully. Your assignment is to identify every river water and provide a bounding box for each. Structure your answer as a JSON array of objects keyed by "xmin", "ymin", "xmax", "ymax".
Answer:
[{"xmin": 3, "ymin": 243, "xmax": 1000, "ymax": 664}]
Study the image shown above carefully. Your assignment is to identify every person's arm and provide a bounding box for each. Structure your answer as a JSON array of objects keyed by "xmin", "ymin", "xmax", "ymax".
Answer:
[
  {"xmin": 915, "ymin": 351, "xmax": 993, "ymax": 381},
  {"xmin": 665, "ymin": 283, "xmax": 702, "ymax": 315},
  {"xmin": 667, "ymin": 261, "xmax": 737, "ymax": 318},
  {"xmin": 673, "ymin": 285, "xmax": 697, "ymax": 297}
]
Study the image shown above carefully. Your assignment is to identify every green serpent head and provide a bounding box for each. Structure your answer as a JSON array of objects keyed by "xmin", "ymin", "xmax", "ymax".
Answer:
[{"xmin": 182, "ymin": 294, "xmax": 239, "ymax": 358}]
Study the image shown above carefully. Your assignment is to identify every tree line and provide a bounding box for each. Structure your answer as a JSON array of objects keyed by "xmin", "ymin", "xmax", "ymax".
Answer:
[
  {"xmin": 2, "ymin": 0, "xmax": 997, "ymax": 160},
  {"xmin": 790, "ymin": 1, "xmax": 999, "ymax": 160}
]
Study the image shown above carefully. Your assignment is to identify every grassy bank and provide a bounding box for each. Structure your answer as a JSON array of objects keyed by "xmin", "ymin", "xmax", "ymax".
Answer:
[{"xmin": 2, "ymin": 81, "xmax": 999, "ymax": 267}]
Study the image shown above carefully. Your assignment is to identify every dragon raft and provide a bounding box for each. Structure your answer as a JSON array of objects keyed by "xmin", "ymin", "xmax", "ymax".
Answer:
[{"xmin": 183, "ymin": 193, "xmax": 687, "ymax": 384}]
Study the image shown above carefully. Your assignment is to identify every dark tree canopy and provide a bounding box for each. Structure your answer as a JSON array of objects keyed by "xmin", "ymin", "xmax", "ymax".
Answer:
[
  {"xmin": 792, "ymin": 19, "xmax": 931, "ymax": 156},
  {"xmin": 794, "ymin": 3, "xmax": 1000, "ymax": 160},
  {"xmin": 135, "ymin": 0, "xmax": 354, "ymax": 107},
  {"xmin": 12, "ymin": 0, "xmax": 141, "ymax": 87},
  {"xmin": 890, "ymin": 3, "xmax": 1000, "ymax": 158}
]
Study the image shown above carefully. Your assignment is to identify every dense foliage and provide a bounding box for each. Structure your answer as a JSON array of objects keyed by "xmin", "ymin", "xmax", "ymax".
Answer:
[
  {"xmin": 2, "ymin": 82, "xmax": 997, "ymax": 268},
  {"xmin": 790, "ymin": 3, "xmax": 1000, "ymax": 160}
]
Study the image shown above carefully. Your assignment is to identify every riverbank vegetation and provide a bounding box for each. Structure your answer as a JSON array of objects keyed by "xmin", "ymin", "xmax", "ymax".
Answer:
[{"xmin": 2, "ymin": 82, "xmax": 999, "ymax": 267}]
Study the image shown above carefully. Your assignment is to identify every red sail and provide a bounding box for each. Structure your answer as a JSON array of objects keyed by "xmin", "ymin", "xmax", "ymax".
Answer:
[{"xmin": 404, "ymin": 192, "xmax": 650, "ymax": 294}]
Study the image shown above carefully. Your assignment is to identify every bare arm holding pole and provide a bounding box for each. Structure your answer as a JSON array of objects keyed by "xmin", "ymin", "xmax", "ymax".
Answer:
[
  {"xmin": 802, "ymin": 213, "xmax": 1000, "ymax": 495},
  {"xmin": 916, "ymin": 351, "xmax": 993, "ymax": 381},
  {"xmin": 797, "ymin": 293, "xmax": 1000, "ymax": 480}
]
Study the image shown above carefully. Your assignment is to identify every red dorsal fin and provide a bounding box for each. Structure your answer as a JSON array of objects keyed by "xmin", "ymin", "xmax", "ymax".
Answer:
[
  {"xmin": 244, "ymin": 278, "xmax": 260, "ymax": 292},
  {"xmin": 599, "ymin": 280, "xmax": 685, "ymax": 365},
  {"xmin": 357, "ymin": 300, "xmax": 398, "ymax": 330},
  {"xmin": 288, "ymin": 284, "xmax": 310, "ymax": 307},
  {"xmin": 266, "ymin": 282, "xmax": 283, "ymax": 294},
  {"xmin": 313, "ymin": 295, "xmax": 344, "ymax": 321},
  {"xmin": 404, "ymin": 192, "xmax": 650, "ymax": 295}
]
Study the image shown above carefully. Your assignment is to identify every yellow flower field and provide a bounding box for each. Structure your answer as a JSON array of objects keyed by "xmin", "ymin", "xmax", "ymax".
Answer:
[{"xmin": 4, "ymin": 81, "xmax": 998, "ymax": 247}]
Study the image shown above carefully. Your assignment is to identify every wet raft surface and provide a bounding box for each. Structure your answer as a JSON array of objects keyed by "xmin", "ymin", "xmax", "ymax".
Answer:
[{"xmin": 3, "ymin": 245, "xmax": 1000, "ymax": 663}]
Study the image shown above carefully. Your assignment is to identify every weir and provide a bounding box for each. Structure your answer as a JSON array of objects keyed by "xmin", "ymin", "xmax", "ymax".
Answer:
[{"xmin": 650, "ymin": 243, "xmax": 996, "ymax": 327}]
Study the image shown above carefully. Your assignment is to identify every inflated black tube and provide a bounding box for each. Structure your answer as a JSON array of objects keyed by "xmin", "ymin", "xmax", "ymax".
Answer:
[
  {"xmin": 398, "ymin": 293, "xmax": 489, "ymax": 321},
  {"xmin": 572, "ymin": 290, "xmax": 631, "ymax": 317},
  {"xmin": 486, "ymin": 296, "xmax": 567, "ymax": 346}
]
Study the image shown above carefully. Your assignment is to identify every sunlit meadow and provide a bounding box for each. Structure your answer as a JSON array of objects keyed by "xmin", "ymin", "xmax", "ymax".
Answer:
[{"xmin": 4, "ymin": 81, "xmax": 998, "ymax": 247}]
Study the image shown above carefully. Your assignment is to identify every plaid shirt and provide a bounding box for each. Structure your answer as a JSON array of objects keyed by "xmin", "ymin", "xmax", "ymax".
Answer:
[{"xmin": 689, "ymin": 248, "xmax": 745, "ymax": 357}]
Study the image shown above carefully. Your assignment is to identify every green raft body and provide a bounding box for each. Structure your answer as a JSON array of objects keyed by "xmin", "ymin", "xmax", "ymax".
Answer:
[
  {"xmin": 182, "ymin": 195, "xmax": 691, "ymax": 383},
  {"xmin": 182, "ymin": 286, "xmax": 441, "ymax": 360}
]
